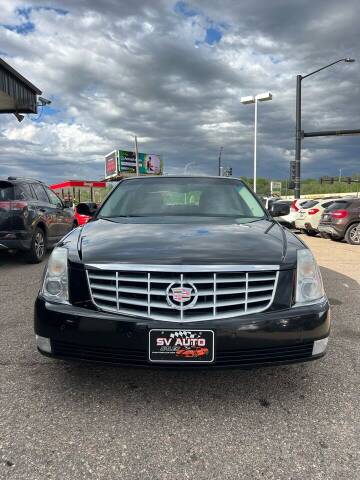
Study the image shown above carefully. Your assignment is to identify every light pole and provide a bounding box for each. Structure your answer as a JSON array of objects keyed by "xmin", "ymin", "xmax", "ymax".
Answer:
[
  {"xmin": 184, "ymin": 161, "xmax": 196, "ymax": 174},
  {"xmin": 218, "ymin": 146, "xmax": 223, "ymax": 176},
  {"xmin": 294, "ymin": 58, "xmax": 355, "ymax": 199},
  {"xmin": 240, "ymin": 92, "xmax": 273, "ymax": 193}
]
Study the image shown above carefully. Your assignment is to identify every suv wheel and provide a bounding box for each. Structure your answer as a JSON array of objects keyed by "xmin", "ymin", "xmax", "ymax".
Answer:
[
  {"xmin": 26, "ymin": 227, "xmax": 46, "ymax": 263},
  {"xmin": 345, "ymin": 223, "xmax": 360, "ymax": 245}
]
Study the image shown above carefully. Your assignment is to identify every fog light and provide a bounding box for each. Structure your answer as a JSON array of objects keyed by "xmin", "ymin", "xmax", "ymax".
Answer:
[
  {"xmin": 312, "ymin": 337, "xmax": 328, "ymax": 356},
  {"xmin": 36, "ymin": 335, "xmax": 52, "ymax": 353},
  {"xmin": 45, "ymin": 279, "xmax": 62, "ymax": 296}
]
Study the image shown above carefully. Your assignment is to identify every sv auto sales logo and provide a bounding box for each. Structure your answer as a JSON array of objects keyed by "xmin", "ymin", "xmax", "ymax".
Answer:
[{"xmin": 156, "ymin": 331, "xmax": 209, "ymax": 358}]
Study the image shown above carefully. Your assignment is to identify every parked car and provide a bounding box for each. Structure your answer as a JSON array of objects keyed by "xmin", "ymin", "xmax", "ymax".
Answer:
[
  {"xmin": 35, "ymin": 176, "xmax": 329, "ymax": 368},
  {"xmin": 280, "ymin": 199, "xmax": 309, "ymax": 228},
  {"xmin": 295, "ymin": 198, "xmax": 339, "ymax": 236},
  {"xmin": 73, "ymin": 202, "xmax": 98, "ymax": 227},
  {"xmin": 272, "ymin": 200, "xmax": 293, "ymax": 227},
  {"xmin": 318, "ymin": 198, "xmax": 360, "ymax": 245},
  {"xmin": 0, "ymin": 177, "xmax": 74, "ymax": 262}
]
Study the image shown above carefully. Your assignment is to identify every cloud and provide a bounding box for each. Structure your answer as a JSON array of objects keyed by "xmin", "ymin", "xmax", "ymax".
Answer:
[{"xmin": 0, "ymin": 0, "xmax": 359, "ymax": 184}]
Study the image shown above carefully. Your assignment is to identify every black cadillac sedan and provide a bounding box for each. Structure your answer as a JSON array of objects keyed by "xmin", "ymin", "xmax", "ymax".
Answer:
[{"xmin": 34, "ymin": 176, "xmax": 330, "ymax": 367}]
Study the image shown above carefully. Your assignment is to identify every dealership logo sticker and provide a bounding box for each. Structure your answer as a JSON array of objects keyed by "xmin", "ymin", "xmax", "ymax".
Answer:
[{"xmin": 149, "ymin": 329, "xmax": 214, "ymax": 362}]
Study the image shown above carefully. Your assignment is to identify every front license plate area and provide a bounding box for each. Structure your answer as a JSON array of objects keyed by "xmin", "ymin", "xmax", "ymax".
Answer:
[{"xmin": 149, "ymin": 329, "xmax": 214, "ymax": 363}]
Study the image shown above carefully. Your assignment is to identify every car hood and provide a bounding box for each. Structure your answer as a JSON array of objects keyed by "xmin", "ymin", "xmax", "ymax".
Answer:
[{"xmin": 71, "ymin": 218, "xmax": 302, "ymax": 268}]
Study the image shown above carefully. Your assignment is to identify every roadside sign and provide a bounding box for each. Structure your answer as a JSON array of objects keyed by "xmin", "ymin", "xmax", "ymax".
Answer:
[
  {"xmin": 105, "ymin": 151, "xmax": 118, "ymax": 177},
  {"xmin": 118, "ymin": 150, "xmax": 163, "ymax": 176},
  {"xmin": 270, "ymin": 181, "xmax": 281, "ymax": 195}
]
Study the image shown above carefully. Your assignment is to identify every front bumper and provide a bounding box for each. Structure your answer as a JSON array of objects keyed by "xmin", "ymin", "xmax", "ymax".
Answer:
[{"xmin": 34, "ymin": 296, "xmax": 330, "ymax": 368}]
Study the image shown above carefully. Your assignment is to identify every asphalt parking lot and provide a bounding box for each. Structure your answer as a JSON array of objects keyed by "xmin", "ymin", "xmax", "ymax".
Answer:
[{"xmin": 0, "ymin": 237, "xmax": 359, "ymax": 480}]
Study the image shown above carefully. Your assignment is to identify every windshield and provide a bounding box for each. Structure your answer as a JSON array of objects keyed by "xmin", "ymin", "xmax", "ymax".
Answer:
[
  {"xmin": 97, "ymin": 177, "xmax": 266, "ymax": 221},
  {"xmin": 301, "ymin": 200, "xmax": 318, "ymax": 209}
]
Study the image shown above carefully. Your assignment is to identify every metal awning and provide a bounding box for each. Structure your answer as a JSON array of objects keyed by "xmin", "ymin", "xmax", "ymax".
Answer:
[{"xmin": 0, "ymin": 58, "xmax": 42, "ymax": 114}]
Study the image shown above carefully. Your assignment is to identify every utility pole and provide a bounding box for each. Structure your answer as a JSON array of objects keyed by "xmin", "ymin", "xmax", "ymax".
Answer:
[
  {"xmin": 218, "ymin": 146, "xmax": 223, "ymax": 176},
  {"xmin": 294, "ymin": 74, "xmax": 302, "ymax": 199},
  {"xmin": 134, "ymin": 135, "xmax": 139, "ymax": 176}
]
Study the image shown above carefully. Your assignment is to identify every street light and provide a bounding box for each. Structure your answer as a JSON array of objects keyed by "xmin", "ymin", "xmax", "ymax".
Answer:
[
  {"xmin": 184, "ymin": 161, "xmax": 196, "ymax": 174},
  {"xmin": 294, "ymin": 57, "xmax": 355, "ymax": 199},
  {"xmin": 240, "ymin": 91, "xmax": 273, "ymax": 193}
]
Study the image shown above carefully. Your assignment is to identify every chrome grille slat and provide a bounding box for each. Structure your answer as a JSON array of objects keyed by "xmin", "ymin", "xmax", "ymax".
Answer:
[
  {"xmin": 93, "ymin": 292, "xmax": 118, "ymax": 303},
  {"xmin": 91, "ymin": 284, "xmax": 117, "ymax": 292},
  {"xmin": 86, "ymin": 266, "xmax": 279, "ymax": 322}
]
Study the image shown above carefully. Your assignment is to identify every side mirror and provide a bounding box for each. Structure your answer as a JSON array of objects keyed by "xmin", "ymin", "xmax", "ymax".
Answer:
[
  {"xmin": 76, "ymin": 202, "xmax": 96, "ymax": 217},
  {"xmin": 269, "ymin": 203, "xmax": 290, "ymax": 217},
  {"xmin": 63, "ymin": 200, "xmax": 73, "ymax": 208}
]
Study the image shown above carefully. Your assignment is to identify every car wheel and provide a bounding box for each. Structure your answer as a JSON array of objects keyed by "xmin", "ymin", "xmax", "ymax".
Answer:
[
  {"xmin": 319, "ymin": 232, "xmax": 330, "ymax": 239},
  {"xmin": 345, "ymin": 223, "xmax": 360, "ymax": 245},
  {"xmin": 26, "ymin": 227, "xmax": 47, "ymax": 263}
]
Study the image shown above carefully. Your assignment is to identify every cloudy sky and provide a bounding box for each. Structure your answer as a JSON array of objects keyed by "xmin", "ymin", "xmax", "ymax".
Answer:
[{"xmin": 0, "ymin": 0, "xmax": 359, "ymax": 184}]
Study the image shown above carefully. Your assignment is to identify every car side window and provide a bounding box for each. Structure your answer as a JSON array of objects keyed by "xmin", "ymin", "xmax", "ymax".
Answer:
[
  {"xmin": 32, "ymin": 184, "xmax": 50, "ymax": 203},
  {"xmin": 14, "ymin": 184, "xmax": 31, "ymax": 200},
  {"xmin": 46, "ymin": 188, "xmax": 64, "ymax": 208}
]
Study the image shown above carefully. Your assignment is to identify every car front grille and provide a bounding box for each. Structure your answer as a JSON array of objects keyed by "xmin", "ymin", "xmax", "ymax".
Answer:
[{"xmin": 86, "ymin": 264, "xmax": 279, "ymax": 322}]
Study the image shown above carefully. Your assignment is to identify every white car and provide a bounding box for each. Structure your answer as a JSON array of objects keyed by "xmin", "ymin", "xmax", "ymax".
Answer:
[
  {"xmin": 295, "ymin": 198, "xmax": 339, "ymax": 236},
  {"xmin": 277, "ymin": 199, "xmax": 309, "ymax": 228}
]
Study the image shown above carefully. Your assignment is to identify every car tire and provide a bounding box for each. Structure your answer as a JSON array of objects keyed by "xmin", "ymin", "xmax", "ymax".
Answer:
[
  {"xmin": 345, "ymin": 223, "xmax": 360, "ymax": 245},
  {"xmin": 319, "ymin": 232, "xmax": 330, "ymax": 239},
  {"xmin": 330, "ymin": 235, "xmax": 342, "ymax": 242},
  {"xmin": 26, "ymin": 227, "xmax": 47, "ymax": 263}
]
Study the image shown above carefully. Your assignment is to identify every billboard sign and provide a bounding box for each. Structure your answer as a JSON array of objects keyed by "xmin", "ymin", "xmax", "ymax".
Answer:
[
  {"xmin": 105, "ymin": 150, "xmax": 118, "ymax": 177},
  {"xmin": 118, "ymin": 150, "xmax": 163, "ymax": 175}
]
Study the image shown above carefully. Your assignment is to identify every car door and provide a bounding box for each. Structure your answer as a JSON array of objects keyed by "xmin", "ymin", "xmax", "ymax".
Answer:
[
  {"xmin": 45, "ymin": 187, "xmax": 73, "ymax": 237},
  {"xmin": 31, "ymin": 183, "xmax": 59, "ymax": 240}
]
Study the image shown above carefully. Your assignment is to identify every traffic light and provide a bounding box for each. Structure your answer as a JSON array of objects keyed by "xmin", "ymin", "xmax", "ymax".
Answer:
[
  {"xmin": 289, "ymin": 160, "xmax": 296, "ymax": 182},
  {"xmin": 223, "ymin": 167, "xmax": 232, "ymax": 177}
]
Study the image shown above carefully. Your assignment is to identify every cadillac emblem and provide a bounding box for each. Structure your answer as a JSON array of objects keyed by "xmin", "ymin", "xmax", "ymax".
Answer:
[{"xmin": 166, "ymin": 283, "xmax": 198, "ymax": 310}]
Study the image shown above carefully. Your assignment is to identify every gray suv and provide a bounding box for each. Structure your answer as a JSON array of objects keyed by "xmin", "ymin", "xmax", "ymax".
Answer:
[{"xmin": 0, "ymin": 177, "xmax": 74, "ymax": 262}]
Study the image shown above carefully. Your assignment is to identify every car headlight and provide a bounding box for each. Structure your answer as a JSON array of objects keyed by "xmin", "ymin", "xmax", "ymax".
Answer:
[
  {"xmin": 41, "ymin": 247, "xmax": 69, "ymax": 304},
  {"xmin": 295, "ymin": 249, "xmax": 325, "ymax": 305}
]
